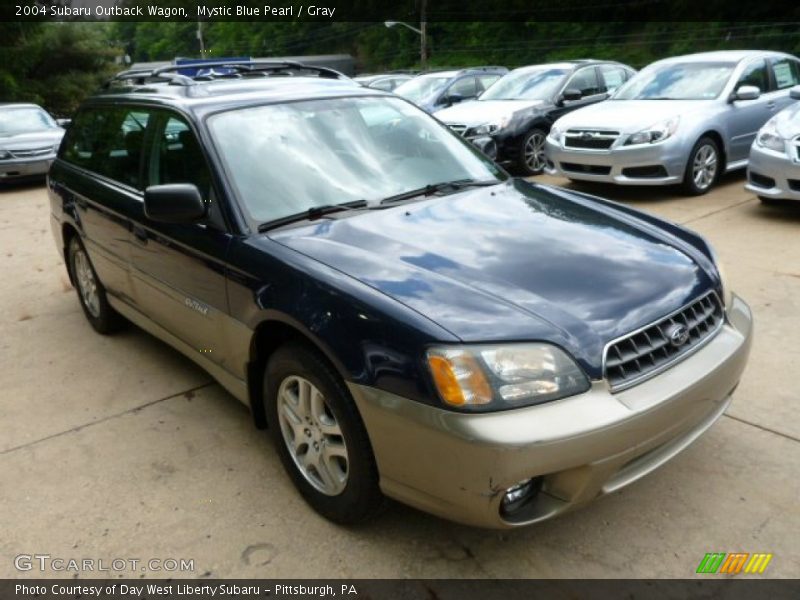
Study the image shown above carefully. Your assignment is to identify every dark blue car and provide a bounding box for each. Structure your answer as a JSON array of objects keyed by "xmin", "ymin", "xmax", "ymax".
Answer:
[{"xmin": 48, "ymin": 62, "xmax": 752, "ymax": 528}]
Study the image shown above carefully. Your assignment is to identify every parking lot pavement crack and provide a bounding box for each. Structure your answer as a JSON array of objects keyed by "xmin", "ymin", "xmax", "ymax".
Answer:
[
  {"xmin": 679, "ymin": 196, "xmax": 756, "ymax": 225},
  {"xmin": 723, "ymin": 413, "xmax": 800, "ymax": 444},
  {"xmin": 0, "ymin": 381, "xmax": 215, "ymax": 456}
]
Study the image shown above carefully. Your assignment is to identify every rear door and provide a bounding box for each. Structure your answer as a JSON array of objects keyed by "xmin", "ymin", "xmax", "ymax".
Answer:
[
  {"xmin": 54, "ymin": 105, "xmax": 151, "ymax": 304},
  {"xmin": 129, "ymin": 110, "xmax": 234, "ymax": 368}
]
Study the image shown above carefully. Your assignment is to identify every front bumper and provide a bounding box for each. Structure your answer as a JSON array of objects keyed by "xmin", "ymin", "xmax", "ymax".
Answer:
[
  {"xmin": 351, "ymin": 294, "xmax": 752, "ymax": 528},
  {"xmin": 745, "ymin": 143, "xmax": 800, "ymax": 202},
  {"xmin": 0, "ymin": 156, "xmax": 54, "ymax": 181},
  {"xmin": 544, "ymin": 136, "xmax": 686, "ymax": 186}
]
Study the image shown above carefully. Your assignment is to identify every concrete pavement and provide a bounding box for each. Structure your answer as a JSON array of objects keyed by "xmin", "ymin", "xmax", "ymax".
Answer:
[{"xmin": 1, "ymin": 174, "xmax": 798, "ymax": 578}]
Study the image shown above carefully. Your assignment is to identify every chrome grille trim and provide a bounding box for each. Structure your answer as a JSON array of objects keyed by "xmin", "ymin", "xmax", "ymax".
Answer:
[
  {"xmin": 564, "ymin": 129, "xmax": 620, "ymax": 150},
  {"xmin": 602, "ymin": 291, "xmax": 725, "ymax": 392},
  {"xmin": 10, "ymin": 146, "xmax": 53, "ymax": 159}
]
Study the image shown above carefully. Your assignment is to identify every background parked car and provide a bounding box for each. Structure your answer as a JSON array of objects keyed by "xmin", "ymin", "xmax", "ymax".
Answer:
[
  {"xmin": 0, "ymin": 103, "xmax": 67, "ymax": 184},
  {"xmin": 436, "ymin": 60, "xmax": 635, "ymax": 175},
  {"xmin": 393, "ymin": 66, "xmax": 508, "ymax": 113},
  {"xmin": 353, "ymin": 73, "xmax": 414, "ymax": 92},
  {"xmin": 546, "ymin": 50, "xmax": 800, "ymax": 195},
  {"xmin": 745, "ymin": 85, "xmax": 800, "ymax": 204}
]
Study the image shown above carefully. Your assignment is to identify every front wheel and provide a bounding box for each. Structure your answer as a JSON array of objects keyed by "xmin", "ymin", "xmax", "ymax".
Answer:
[
  {"xmin": 682, "ymin": 137, "xmax": 720, "ymax": 195},
  {"xmin": 264, "ymin": 342, "xmax": 383, "ymax": 525},
  {"xmin": 518, "ymin": 128, "xmax": 548, "ymax": 176}
]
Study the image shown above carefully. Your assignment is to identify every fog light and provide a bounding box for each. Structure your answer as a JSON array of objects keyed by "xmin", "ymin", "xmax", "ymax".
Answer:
[{"xmin": 501, "ymin": 477, "xmax": 540, "ymax": 515}]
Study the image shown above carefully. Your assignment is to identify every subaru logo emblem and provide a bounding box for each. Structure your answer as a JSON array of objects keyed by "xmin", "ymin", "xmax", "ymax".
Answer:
[
  {"xmin": 665, "ymin": 323, "xmax": 690, "ymax": 347},
  {"xmin": 581, "ymin": 131, "xmax": 595, "ymax": 140}
]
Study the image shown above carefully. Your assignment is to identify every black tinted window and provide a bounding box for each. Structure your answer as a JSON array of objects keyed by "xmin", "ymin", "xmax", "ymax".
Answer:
[
  {"xmin": 61, "ymin": 107, "xmax": 149, "ymax": 188},
  {"xmin": 737, "ymin": 60, "xmax": 769, "ymax": 93},
  {"xmin": 450, "ymin": 76, "xmax": 478, "ymax": 98},
  {"xmin": 150, "ymin": 115, "xmax": 212, "ymax": 200},
  {"xmin": 566, "ymin": 68, "xmax": 602, "ymax": 97}
]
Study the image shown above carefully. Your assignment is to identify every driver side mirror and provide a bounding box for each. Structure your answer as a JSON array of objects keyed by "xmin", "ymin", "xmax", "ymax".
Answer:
[
  {"xmin": 734, "ymin": 85, "xmax": 761, "ymax": 101},
  {"xmin": 444, "ymin": 92, "xmax": 465, "ymax": 106},
  {"xmin": 790, "ymin": 85, "xmax": 800, "ymax": 100},
  {"xmin": 144, "ymin": 184, "xmax": 206, "ymax": 224},
  {"xmin": 56, "ymin": 118, "xmax": 71, "ymax": 128},
  {"xmin": 558, "ymin": 88, "xmax": 583, "ymax": 106}
]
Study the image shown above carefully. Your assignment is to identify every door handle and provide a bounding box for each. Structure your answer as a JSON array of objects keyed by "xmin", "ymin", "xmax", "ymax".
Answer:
[{"xmin": 132, "ymin": 225, "xmax": 148, "ymax": 244}]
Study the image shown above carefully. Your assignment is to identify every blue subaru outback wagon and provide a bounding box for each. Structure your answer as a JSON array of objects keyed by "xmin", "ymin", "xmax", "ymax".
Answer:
[{"xmin": 48, "ymin": 62, "xmax": 752, "ymax": 528}]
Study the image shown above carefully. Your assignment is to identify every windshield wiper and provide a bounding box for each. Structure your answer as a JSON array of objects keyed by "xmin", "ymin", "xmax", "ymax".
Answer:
[
  {"xmin": 257, "ymin": 200, "xmax": 367, "ymax": 233},
  {"xmin": 379, "ymin": 179, "xmax": 501, "ymax": 205}
]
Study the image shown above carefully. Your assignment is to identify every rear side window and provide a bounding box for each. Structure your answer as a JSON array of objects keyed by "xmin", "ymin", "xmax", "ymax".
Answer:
[
  {"xmin": 477, "ymin": 74, "xmax": 502, "ymax": 92},
  {"xmin": 61, "ymin": 107, "xmax": 150, "ymax": 189},
  {"xmin": 736, "ymin": 60, "xmax": 769, "ymax": 93},
  {"xmin": 769, "ymin": 57, "xmax": 800, "ymax": 90}
]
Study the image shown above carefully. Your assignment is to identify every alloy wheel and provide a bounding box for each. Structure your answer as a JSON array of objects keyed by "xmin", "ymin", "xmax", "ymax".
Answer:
[
  {"xmin": 277, "ymin": 375, "xmax": 349, "ymax": 496},
  {"xmin": 74, "ymin": 248, "xmax": 101, "ymax": 318},
  {"xmin": 524, "ymin": 131, "xmax": 547, "ymax": 173},
  {"xmin": 692, "ymin": 144, "xmax": 718, "ymax": 191}
]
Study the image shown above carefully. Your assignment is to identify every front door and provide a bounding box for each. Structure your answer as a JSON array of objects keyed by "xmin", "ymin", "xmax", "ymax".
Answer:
[
  {"xmin": 129, "ymin": 110, "xmax": 233, "ymax": 368},
  {"xmin": 727, "ymin": 59, "xmax": 775, "ymax": 163}
]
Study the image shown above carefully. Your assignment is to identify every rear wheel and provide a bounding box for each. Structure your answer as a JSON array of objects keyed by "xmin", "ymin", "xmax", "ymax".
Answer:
[
  {"xmin": 518, "ymin": 128, "xmax": 548, "ymax": 176},
  {"xmin": 264, "ymin": 342, "xmax": 383, "ymax": 524},
  {"xmin": 67, "ymin": 236, "xmax": 125, "ymax": 334},
  {"xmin": 682, "ymin": 136, "xmax": 720, "ymax": 195}
]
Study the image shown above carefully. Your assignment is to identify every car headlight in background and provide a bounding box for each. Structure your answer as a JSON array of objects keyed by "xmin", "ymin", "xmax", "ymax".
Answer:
[
  {"xmin": 426, "ymin": 343, "xmax": 590, "ymax": 411},
  {"xmin": 755, "ymin": 118, "xmax": 785, "ymax": 154},
  {"xmin": 0, "ymin": 149, "xmax": 11, "ymax": 160},
  {"xmin": 549, "ymin": 124, "xmax": 562, "ymax": 143},
  {"xmin": 625, "ymin": 116, "xmax": 680, "ymax": 145},
  {"xmin": 472, "ymin": 115, "xmax": 512, "ymax": 136}
]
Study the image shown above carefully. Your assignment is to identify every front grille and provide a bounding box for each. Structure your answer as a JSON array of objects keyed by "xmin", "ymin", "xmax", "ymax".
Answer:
[
  {"xmin": 563, "ymin": 129, "xmax": 619, "ymax": 150},
  {"xmin": 10, "ymin": 146, "xmax": 53, "ymax": 159},
  {"xmin": 447, "ymin": 124, "xmax": 468, "ymax": 137},
  {"xmin": 604, "ymin": 292, "xmax": 724, "ymax": 391},
  {"xmin": 561, "ymin": 162, "xmax": 611, "ymax": 175},
  {"xmin": 749, "ymin": 171, "xmax": 776, "ymax": 189}
]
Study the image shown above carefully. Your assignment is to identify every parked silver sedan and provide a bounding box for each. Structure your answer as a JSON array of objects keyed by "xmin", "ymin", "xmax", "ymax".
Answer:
[
  {"xmin": 745, "ymin": 86, "xmax": 800, "ymax": 204},
  {"xmin": 0, "ymin": 103, "xmax": 67, "ymax": 183},
  {"xmin": 545, "ymin": 51, "xmax": 800, "ymax": 195}
]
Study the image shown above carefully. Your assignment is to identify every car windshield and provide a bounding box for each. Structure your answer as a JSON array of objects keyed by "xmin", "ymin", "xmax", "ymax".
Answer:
[
  {"xmin": 613, "ymin": 61, "xmax": 735, "ymax": 100},
  {"xmin": 479, "ymin": 68, "xmax": 569, "ymax": 101},
  {"xmin": 394, "ymin": 76, "xmax": 451, "ymax": 102},
  {"xmin": 208, "ymin": 96, "xmax": 504, "ymax": 224},
  {"xmin": 0, "ymin": 107, "xmax": 57, "ymax": 136}
]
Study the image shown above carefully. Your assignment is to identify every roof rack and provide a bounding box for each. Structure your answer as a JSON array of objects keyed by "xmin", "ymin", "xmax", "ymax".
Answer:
[{"xmin": 104, "ymin": 61, "xmax": 347, "ymax": 88}]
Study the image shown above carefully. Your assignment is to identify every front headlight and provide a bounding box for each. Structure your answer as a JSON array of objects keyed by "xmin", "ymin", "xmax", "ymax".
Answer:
[
  {"xmin": 549, "ymin": 124, "xmax": 563, "ymax": 143},
  {"xmin": 426, "ymin": 343, "xmax": 590, "ymax": 411},
  {"xmin": 0, "ymin": 149, "xmax": 11, "ymax": 160},
  {"xmin": 625, "ymin": 116, "xmax": 680, "ymax": 146},
  {"xmin": 756, "ymin": 118, "xmax": 785, "ymax": 153},
  {"xmin": 472, "ymin": 115, "xmax": 512, "ymax": 136}
]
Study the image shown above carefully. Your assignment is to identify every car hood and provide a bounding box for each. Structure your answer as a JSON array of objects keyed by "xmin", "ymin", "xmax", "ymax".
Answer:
[
  {"xmin": 555, "ymin": 99, "xmax": 711, "ymax": 133},
  {"xmin": 436, "ymin": 99, "xmax": 545, "ymax": 127},
  {"xmin": 267, "ymin": 180, "xmax": 714, "ymax": 376},
  {"xmin": 0, "ymin": 128, "xmax": 64, "ymax": 149},
  {"xmin": 772, "ymin": 101, "xmax": 800, "ymax": 139}
]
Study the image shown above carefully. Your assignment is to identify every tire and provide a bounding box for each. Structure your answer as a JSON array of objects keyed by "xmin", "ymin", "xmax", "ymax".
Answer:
[
  {"xmin": 67, "ymin": 236, "xmax": 125, "ymax": 334},
  {"xmin": 518, "ymin": 128, "xmax": 548, "ymax": 176},
  {"xmin": 264, "ymin": 342, "xmax": 383, "ymax": 525},
  {"xmin": 758, "ymin": 196, "xmax": 782, "ymax": 206},
  {"xmin": 682, "ymin": 136, "xmax": 721, "ymax": 195}
]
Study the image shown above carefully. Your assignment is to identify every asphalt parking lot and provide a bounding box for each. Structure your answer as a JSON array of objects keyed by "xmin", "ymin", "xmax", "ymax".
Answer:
[{"xmin": 1, "ymin": 172, "xmax": 798, "ymax": 579}]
